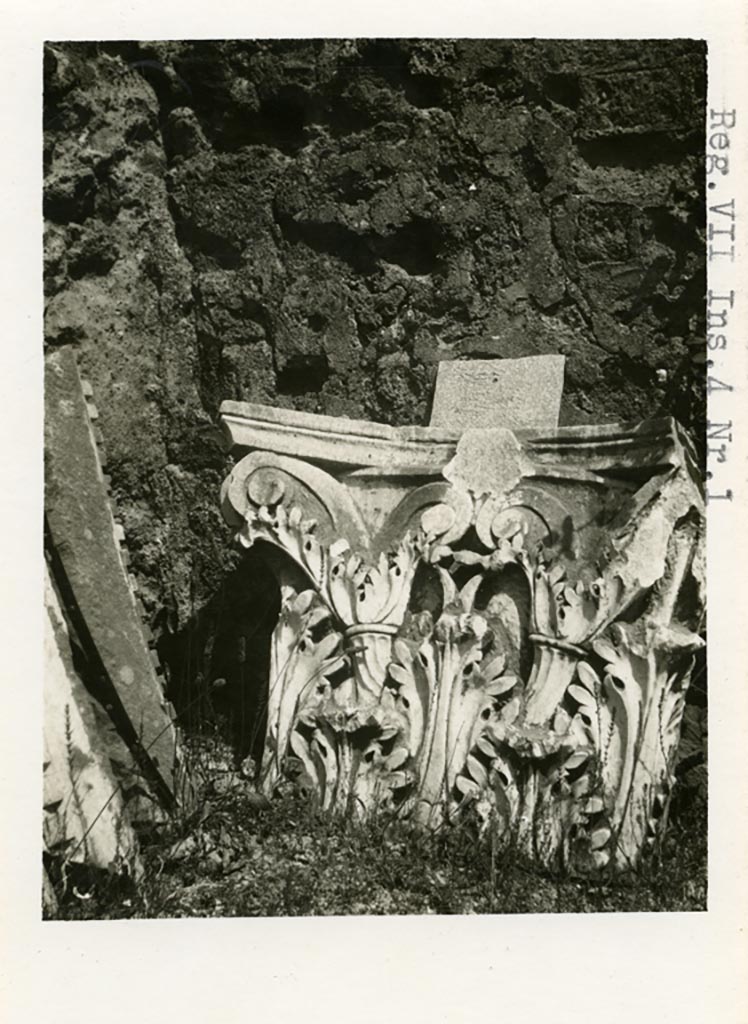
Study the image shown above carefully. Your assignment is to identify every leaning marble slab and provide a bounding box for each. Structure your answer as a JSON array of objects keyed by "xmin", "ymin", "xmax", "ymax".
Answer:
[
  {"xmin": 219, "ymin": 399, "xmax": 705, "ymax": 875},
  {"xmin": 45, "ymin": 348, "xmax": 180, "ymax": 809}
]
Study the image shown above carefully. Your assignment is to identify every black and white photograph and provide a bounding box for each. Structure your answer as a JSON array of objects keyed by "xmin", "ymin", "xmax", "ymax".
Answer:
[
  {"xmin": 41, "ymin": 37, "xmax": 710, "ymax": 919},
  {"xmin": 2, "ymin": 5, "xmax": 746, "ymax": 1022}
]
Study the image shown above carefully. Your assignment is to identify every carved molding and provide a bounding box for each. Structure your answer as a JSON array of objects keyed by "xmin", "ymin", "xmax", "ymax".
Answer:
[{"xmin": 220, "ymin": 401, "xmax": 705, "ymax": 874}]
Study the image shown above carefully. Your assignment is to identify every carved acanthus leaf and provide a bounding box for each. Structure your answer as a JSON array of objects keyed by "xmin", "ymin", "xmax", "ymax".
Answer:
[
  {"xmin": 261, "ymin": 588, "xmax": 347, "ymax": 791},
  {"xmin": 386, "ymin": 572, "xmax": 519, "ymax": 825},
  {"xmin": 290, "ymin": 694, "xmax": 408, "ymax": 817}
]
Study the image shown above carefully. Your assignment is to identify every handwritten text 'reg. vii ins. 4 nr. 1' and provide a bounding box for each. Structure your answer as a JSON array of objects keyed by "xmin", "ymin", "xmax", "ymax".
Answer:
[{"xmin": 706, "ymin": 108, "xmax": 737, "ymax": 503}]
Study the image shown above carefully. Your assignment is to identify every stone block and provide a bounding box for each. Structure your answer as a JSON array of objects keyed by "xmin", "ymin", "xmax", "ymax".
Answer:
[{"xmin": 429, "ymin": 355, "xmax": 565, "ymax": 430}]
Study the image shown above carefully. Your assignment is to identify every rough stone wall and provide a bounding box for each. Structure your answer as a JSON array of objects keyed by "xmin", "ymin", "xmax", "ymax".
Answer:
[{"xmin": 43, "ymin": 39, "xmax": 706, "ymax": 750}]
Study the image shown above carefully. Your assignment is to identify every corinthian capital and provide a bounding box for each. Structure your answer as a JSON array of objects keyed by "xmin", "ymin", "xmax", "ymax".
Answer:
[{"xmin": 219, "ymin": 402, "xmax": 704, "ymax": 873}]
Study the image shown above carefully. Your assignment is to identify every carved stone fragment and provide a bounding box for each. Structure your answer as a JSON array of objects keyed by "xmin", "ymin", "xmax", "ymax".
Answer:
[
  {"xmin": 44, "ymin": 567, "xmax": 143, "ymax": 880},
  {"xmin": 430, "ymin": 354, "xmax": 565, "ymax": 431},
  {"xmin": 45, "ymin": 348, "xmax": 184, "ymax": 810},
  {"xmin": 220, "ymin": 399, "xmax": 704, "ymax": 873}
]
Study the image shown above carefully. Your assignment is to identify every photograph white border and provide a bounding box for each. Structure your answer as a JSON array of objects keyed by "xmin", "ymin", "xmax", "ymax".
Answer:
[{"xmin": 2, "ymin": 3, "xmax": 746, "ymax": 1021}]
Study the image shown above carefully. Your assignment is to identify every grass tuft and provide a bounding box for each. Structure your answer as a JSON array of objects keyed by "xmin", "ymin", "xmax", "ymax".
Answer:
[{"xmin": 46, "ymin": 736, "xmax": 706, "ymax": 920}]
